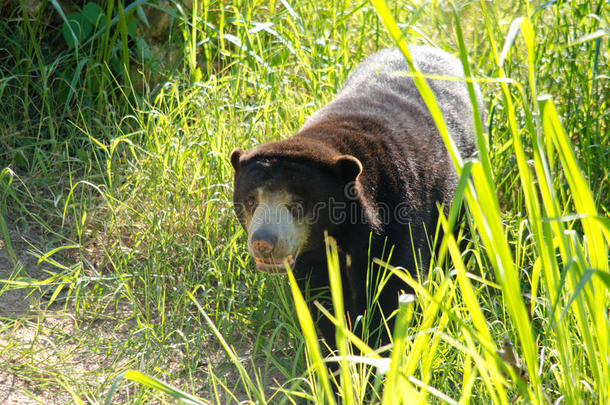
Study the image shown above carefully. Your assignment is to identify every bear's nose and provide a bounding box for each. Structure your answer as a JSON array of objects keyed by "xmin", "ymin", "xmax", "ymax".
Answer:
[{"xmin": 251, "ymin": 229, "xmax": 277, "ymax": 257}]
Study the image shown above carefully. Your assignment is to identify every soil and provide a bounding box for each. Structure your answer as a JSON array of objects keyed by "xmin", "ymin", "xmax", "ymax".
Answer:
[
  {"xmin": 0, "ymin": 219, "xmax": 50, "ymax": 403},
  {"xmin": 0, "ymin": 217, "xmax": 290, "ymax": 404},
  {"xmin": 0, "ymin": 218, "xmax": 124, "ymax": 404}
]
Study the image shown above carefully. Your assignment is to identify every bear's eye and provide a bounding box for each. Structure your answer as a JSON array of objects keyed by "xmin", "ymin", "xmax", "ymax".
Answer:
[
  {"xmin": 289, "ymin": 199, "xmax": 306, "ymax": 219},
  {"xmin": 245, "ymin": 195, "xmax": 256, "ymax": 209}
]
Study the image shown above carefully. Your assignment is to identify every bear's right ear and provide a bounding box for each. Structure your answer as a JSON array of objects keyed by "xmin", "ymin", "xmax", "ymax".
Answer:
[
  {"xmin": 230, "ymin": 148, "xmax": 244, "ymax": 171},
  {"xmin": 333, "ymin": 155, "xmax": 362, "ymax": 182}
]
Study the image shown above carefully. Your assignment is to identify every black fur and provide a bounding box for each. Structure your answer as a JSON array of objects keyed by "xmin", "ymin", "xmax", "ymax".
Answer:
[{"xmin": 231, "ymin": 46, "xmax": 483, "ymax": 348}]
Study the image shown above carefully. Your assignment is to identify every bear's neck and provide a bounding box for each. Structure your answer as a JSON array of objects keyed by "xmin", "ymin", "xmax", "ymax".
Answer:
[{"xmin": 296, "ymin": 116, "xmax": 395, "ymax": 234}]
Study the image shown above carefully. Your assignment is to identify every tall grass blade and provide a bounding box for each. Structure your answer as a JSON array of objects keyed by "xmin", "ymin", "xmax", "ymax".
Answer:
[
  {"xmin": 285, "ymin": 266, "xmax": 337, "ymax": 404},
  {"xmin": 0, "ymin": 214, "xmax": 16, "ymax": 264},
  {"xmin": 124, "ymin": 370, "xmax": 209, "ymax": 404},
  {"xmin": 374, "ymin": 1, "xmax": 542, "ymax": 401},
  {"xmin": 381, "ymin": 294, "xmax": 417, "ymax": 405},
  {"xmin": 325, "ymin": 233, "xmax": 354, "ymax": 404},
  {"xmin": 188, "ymin": 290, "xmax": 266, "ymax": 404}
]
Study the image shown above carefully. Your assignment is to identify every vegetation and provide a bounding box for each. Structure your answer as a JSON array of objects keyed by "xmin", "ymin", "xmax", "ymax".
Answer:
[{"xmin": 0, "ymin": 0, "xmax": 608, "ymax": 403}]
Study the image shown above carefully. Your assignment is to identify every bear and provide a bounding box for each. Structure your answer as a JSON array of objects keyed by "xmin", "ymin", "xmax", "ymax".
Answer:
[{"xmin": 230, "ymin": 46, "xmax": 483, "ymax": 349}]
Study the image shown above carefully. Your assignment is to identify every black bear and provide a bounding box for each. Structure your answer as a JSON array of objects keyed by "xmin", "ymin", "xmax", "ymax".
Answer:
[{"xmin": 230, "ymin": 46, "xmax": 483, "ymax": 348}]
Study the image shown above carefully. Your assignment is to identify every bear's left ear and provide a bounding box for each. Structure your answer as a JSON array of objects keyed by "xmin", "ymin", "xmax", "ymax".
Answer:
[
  {"xmin": 333, "ymin": 155, "xmax": 362, "ymax": 182},
  {"xmin": 230, "ymin": 148, "xmax": 244, "ymax": 170}
]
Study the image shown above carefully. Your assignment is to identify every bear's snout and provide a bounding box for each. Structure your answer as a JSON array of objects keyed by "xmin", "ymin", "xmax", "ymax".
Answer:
[{"xmin": 250, "ymin": 229, "xmax": 277, "ymax": 257}]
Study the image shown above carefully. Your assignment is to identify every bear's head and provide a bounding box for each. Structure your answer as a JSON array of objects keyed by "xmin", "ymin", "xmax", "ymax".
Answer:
[{"xmin": 230, "ymin": 138, "xmax": 362, "ymax": 274}]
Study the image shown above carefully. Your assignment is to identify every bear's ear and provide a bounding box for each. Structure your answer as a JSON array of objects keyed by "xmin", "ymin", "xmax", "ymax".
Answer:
[
  {"xmin": 230, "ymin": 148, "xmax": 244, "ymax": 170},
  {"xmin": 333, "ymin": 155, "xmax": 362, "ymax": 182}
]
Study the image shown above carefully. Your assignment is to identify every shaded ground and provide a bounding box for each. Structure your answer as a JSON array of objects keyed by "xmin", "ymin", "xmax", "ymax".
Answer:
[
  {"xmin": 0, "ymin": 226, "xmax": 47, "ymax": 318},
  {"xmin": 0, "ymin": 220, "xmax": 61, "ymax": 403},
  {"xmin": 0, "ymin": 219, "xmax": 133, "ymax": 404},
  {"xmin": 0, "ymin": 218, "xmax": 292, "ymax": 404}
]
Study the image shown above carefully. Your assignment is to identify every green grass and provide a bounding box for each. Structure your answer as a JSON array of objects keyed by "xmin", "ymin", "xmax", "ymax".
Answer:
[{"xmin": 0, "ymin": 0, "xmax": 608, "ymax": 403}]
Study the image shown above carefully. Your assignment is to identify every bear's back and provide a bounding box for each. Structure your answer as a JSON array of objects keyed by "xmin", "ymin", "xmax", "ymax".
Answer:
[{"xmin": 302, "ymin": 46, "xmax": 482, "ymax": 160}]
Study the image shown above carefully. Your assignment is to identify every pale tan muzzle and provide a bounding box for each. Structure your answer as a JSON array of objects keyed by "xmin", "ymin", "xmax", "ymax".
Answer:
[{"xmin": 246, "ymin": 189, "xmax": 308, "ymax": 273}]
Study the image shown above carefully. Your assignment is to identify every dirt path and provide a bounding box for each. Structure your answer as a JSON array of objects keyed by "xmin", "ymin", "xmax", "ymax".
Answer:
[
  {"xmin": 0, "ymin": 234, "xmax": 134, "ymax": 404},
  {"xmin": 1, "ymin": 217, "xmax": 291, "ymax": 404},
  {"xmin": 1, "ymin": 220, "xmax": 54, "ymax": 403}
]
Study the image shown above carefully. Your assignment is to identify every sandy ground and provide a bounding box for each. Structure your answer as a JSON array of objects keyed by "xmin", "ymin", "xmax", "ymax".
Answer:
[
  {"xmin": 1, "ymin": 223, "xmax": 48, "ymax": 402},
  {"xmin": 0, "ymin": 218, "xmax": 75, "ymax": 403},
  {"xmin": 0, "ymin": 218, "xmax": 116, "ymax": 404},
  {"xmin": 0, "ymin": 219, "xmax": 290, "ymax": 404},
  {"xmin": 0, "ymin": 236, "xmax": 45, "ymax": 317},
  {"xmin": 0, "ymin": 239, "xmax": 135, "ymax": 404}
]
